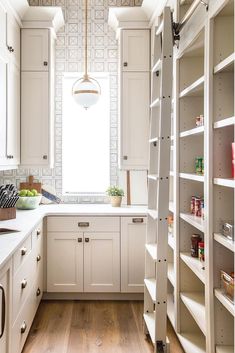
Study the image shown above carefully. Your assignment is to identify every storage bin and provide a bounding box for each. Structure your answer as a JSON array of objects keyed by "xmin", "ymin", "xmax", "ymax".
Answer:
[{"xmin": 221, "ymin": 270, "xmax": 234, "ymax": 302}]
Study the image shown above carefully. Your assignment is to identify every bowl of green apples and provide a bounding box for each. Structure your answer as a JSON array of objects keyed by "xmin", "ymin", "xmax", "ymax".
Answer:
[{"xmin": 16, "ymin": 189, "xmax": 42, "ymax": 210}]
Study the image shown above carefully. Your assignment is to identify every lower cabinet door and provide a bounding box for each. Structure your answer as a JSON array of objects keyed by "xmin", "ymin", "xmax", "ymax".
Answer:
[
  {"xmin": 121, "ymin": 217, "xmax": 146, "ymax": 293},
  {"xmin": 84, "ymin": 232, "xmax": 120, "ymax": 292},
  {"xmin": 0, "ymin": 261, "xmax": 11, "ymax": 353},
  {"xmin": 47, "ymin": 232, "xmax": 83, "ymax": 292}
]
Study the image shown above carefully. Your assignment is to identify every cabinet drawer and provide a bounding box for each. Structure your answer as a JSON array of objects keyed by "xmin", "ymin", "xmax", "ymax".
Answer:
[
  {"xmin": 12, "ymin": 251, "xmax": 34, "ymax": 323},
  {"xmin": 47, "ymin": 216, "xmax": 120, "ymax": 232},
  {"xmin": 13, "ymin": 235, "xmax": 32, "ymax": 274}
]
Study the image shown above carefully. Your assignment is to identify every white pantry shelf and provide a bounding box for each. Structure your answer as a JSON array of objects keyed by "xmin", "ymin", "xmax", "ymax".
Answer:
[
  {"xmin": 167, "ymin": 293, "xmax": 175, "ymax": 327},
  {"xmin": 179, "ymin": 76, "xmax": 204, "ymax": 98},
  {"xmin": 214, "ymin": 116, "xmax": 235, "ymax": 129},
  {"xmin": 180, "ymin": 126, "xmax": 204, "ymax": 138},
  {"xmin": 168, "ymin": 263, "xmax": 175, "ymax": 286},
  {"xmin": 143, "ymin": 312, "xmax": 155, "ymax": 343},
  {"xmin": 145, "ymin": 243, "xmax": 157, "ymax": 261},
  {"xmin": 180, "ymin": 213, "xmax": 204, "ymax": 232},
  {"xmin": 150, "ymin": 97, "xmax": 160, "ymax": 108},
  {"xmin": 148, "ymin": 174, "xmax": 158, "ymax": 181},
  {"xmin": 216, "ymin": 346, "xmax": 234, "ymax": 353},
  {"xmin": 214, "ymin": 53, "xmax": 234, "ymax": 74},
  {"xmin": 152, "ymin": 58, "xmax": 161, "ymax": 73},
  {"xmin": 213, "ymin": 178, "xmax": 235, "ymax": 188},
  {"xmin": 147, "ymin": 209, "xmax": 158, "ymax": 220},
  {"xmin": 179, "ymin": 173, "xmax": 204, "ymax": 182},
  {"xmin": 168, "ymin": 234, "xmax": 175, "ymax": 250},
  {"xmin": 149, "ymin": 137, "xmax": 158, "ymax": 143},
  {"xmin": 180, "ymin": 252, "xmax": 205, "ymax": 283},
  {"xmin": 178, "ymin": 333, "xmax": 206, "ymax": 353},
  {"xmin": 144, "ymin": 278, "xmax": 156, "ymax": 302},
  {"xmin": 214, "ymin": 233, "xmax": 235, "ymax": 252},
  {"xmin": 214, "ymin": 288, "xmax": 235, "ymax": 317},
  {"xmin": 169, "ymin": 201, "xmax": 174, "ymax": 212},
  {"xmin": 180, "ymin": 292, "xmax": 206, "ymax": 335}
]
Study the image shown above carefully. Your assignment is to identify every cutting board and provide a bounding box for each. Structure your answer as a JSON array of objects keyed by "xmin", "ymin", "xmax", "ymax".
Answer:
[{"xmin": 20, "ymin": 175, "xmax": 42, "ymax": 193}]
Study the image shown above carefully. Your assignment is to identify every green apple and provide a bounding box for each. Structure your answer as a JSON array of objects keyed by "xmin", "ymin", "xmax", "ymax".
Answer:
[
  {"xmin": 27, "ymin": 190, "xmax": 34, "ymax": 197},
  {"xmin": 31, "ymin": 189, "xmax": 38, "ymax": 196},
  {"xmin": 19, "ymin": 189, "xmax": 28, "ymax": 197}
]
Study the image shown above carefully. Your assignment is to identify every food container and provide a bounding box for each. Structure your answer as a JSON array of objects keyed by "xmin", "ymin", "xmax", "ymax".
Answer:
[
  {"xmin": 16, "ymin": 195, "xmax": 42, "ymax": 210},
  {"xmin": 222, "ymin": 222, "xmax": 234, "ymax": 241},
  {"xmin": 221, "ymin": 270, "xmax": 234, "ymax": 302},
  {"xmin": 191, "ymin": 234, "xmax": 202, "ymax": 258},
  {"xmin": 198, "ymin": 241, "xmax": 205, "ymax": 262},
  {"xmin": 195, "ymin": 157, "xmax": 204, "ymax": 175},
  {"xmin": 168, "ymin": 215, "xmax": 174, "ymax": 234},
  {"xmin": 195, "ymin": 114, "xmax": 204, "ymax": 127}
]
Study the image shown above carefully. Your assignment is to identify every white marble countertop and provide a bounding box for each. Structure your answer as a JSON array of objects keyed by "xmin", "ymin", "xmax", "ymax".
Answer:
[{"xmin": 0, "ymin": 204, "xmax": 147, "ymax": 270}]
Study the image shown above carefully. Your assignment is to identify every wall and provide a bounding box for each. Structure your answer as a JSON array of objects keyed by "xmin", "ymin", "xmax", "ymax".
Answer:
[{"xmin": 0, "ymin": 0, "xmax": 147, "ymax": 205}]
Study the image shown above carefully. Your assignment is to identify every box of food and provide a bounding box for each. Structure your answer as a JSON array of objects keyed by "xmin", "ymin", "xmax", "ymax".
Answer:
[{"xmin": 221, "ymin": 270, "xmax": 234, "ymax": 302}]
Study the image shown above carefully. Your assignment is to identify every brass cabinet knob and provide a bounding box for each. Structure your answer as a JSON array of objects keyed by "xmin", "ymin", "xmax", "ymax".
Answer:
[
  {"xmin": 36, "ymin": 229, "xmax": 41, "ymax": 236},
  {"xmin": 77, "ymin": 238, "xmax": 83, "ymax": 243},
  {"xmin": 85, "ymin": 238, "xmax": 89, "ymax": 243},
  {"xmin": 21, "ymin": 321, "xmax": 27, "ymax": 334},
  {"xmin": 43, "ymin": 155, "xmax": 48, "ymax": 160},
  {"xmin": 43, "ymin": 61, "xmax": 48, "ymax": 66},
  {"xmin": 36, "ymin": 288, "xmax": 41, "ymax": 297},
  {"xmin": 21, "ymin": 247, "xmax": 27, "ymax": 256},
  {"xmin": 37, "ymin": 255, "xmax": 41, "ymax": 262},
  {"xmin": 123, "ymin": 62, "xmax": 128, "ymax": 67},
  {"xmin": 21, "ymin": 279, "xmax": 27, "ymax": 289}
]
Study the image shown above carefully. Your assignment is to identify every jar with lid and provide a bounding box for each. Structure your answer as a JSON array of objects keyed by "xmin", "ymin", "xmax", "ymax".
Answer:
[
  {"xmin": 191, "ymin": 234, "xmax": 202, "ymax": 258},
  {"xmin": 198, "ymin": 241, "xmax": 205, "ymax": 263}
]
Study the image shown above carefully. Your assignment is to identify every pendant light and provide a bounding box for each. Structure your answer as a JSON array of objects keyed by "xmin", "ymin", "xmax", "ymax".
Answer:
[{"xmin": 72, "ymin": 0, "xmax": 101, "ymax": 109}]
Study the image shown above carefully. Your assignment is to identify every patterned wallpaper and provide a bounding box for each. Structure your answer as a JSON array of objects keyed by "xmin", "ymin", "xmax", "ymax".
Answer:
[{"xmin": 0, "ymin": 0, "xmax": 146, "ymax": 204}]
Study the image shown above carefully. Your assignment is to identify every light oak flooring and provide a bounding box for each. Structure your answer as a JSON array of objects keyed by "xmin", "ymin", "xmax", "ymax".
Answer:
[{"xmin": 23, "ymin": 300, "xmax": 184, "ymax": 353}]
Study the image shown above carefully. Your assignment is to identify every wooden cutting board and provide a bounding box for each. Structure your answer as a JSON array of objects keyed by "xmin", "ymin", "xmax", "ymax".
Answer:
[{"xmin": 20, "ymin": 175, "xmax": 42, "ymax": 193}]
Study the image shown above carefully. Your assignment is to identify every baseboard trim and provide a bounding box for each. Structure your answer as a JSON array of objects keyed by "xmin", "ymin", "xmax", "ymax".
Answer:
[{"xmin": 42, "ymin": 292, "xmax": 144, "ymax": 301}]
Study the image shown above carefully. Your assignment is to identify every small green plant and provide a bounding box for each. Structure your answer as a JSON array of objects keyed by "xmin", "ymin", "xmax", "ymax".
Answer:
[{"xmin": 106, "ymin": 186, "xmax": 124, "ymax": 197}]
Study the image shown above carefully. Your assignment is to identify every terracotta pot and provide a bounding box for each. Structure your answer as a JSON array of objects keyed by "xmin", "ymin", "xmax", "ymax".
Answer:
[{"xmin": 110, "ymin": 196, "xmax": 122, "ymax": 207}]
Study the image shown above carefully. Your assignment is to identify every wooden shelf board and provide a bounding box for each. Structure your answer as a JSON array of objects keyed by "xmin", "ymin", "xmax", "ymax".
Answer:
[
  {"xmin": 214, "ymin": 233, "xmax": 235, "ymax": 252},
  {"xmin": 167, "ymin": 293, "xmax": 175, "ymax": 327},
  {"xmin": 168, "ymin": 234, "xmax": 175, "ymax": 250},
  {"xmin": 148, "ymin": 174, "xmax": 158, "ymax": 181},
  {"xmin": 180, "ymin": 292, "xmax": 206, "ymax": 335},
  {"xmin": 214, "ymin": 53, "xmax": 234, "ymax": 74},
  {"xmin": 144, "ymin": 278, "xmax": 156, "ymax": 302},
  {"xmin": 180, "ymin": 173, "xmax": 204, "ymax": 182},
  {"xmin": 178, "ymin": 333, "xmax": 206, "ymax": 353},
  {"xmin": 152, "ymin": 58, "xmax": 161, "ymax": 73},
  {"xmin": 180, "ymin": 126, "xmax": 204, "ymax": 138},
  {"xmin": 179, "ymin": 76, "xmax": 204, "ymax": 98},
  {"xmin": 180, "ymin": 252, "xmax": 205, "ymax": 283},
  {"xmin": 150, "ymin": 97, "xmax": 160, "ymax": 108},
  {"xmin": 168, "ymin": 263, "xmax": 175, "ymax": 286},
  {"xmin": 169, "ymin": 201, "xmax": 174, "ymax": 212},
  {"xmin": 214, "ymin": 178, "xmax": 235, "ymax": 188},
  {"xmin": 216, "ymin": 346, "xmax": 234, "ymax": 353},
  {"xmin": 145, "ymin": 243, "xmax": 157, "ymax": 261},
  {"xmin": 143, "ymin": 312, "xmax": 155, "ymax": 343},
  {"xmin": 149, "ymin": 137, "xmax": 158, "ymax": 143},
  {"xmin": 180, "ymin": 213, "xmax": 204, "ymax": 232},
  {"xmin": 147, "ymin": 209, "xmax": 158, "ymax": 220},
  {"xmin": 214, "ymin": 116, "xmax": 235, "ymax": 129},
  {"xmin": 214, "ymin": 288, "xmax": 235, "ymax": 317}
]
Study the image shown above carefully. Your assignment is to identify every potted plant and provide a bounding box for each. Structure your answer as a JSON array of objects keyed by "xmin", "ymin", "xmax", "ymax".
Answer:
[{"xmin": 106, "ymin": 186, "xmax": 124, "ymax": 207}]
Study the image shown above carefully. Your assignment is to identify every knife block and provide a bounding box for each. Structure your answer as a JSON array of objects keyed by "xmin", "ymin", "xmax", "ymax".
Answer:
[{"xmin": 0, "ymin": 207, "xmax": 16, "ymax": 221}]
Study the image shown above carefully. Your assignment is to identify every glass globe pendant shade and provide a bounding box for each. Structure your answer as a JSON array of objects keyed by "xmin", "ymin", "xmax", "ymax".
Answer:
[{"xmin": 72, "ymin": 75, "xmax": 101, "ymax": 109}]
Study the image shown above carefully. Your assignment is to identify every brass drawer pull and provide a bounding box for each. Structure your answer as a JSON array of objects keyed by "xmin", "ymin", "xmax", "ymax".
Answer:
[
  {"xmin": 78, "ymin": 222, "xmax": 89, "ymax": 227},
  {"xmin": 132, "ymin": 218, "xmax": 144, "ymax": 223},
  {"xmin": 21, "ymin": 279, "xmax": 27, "ymax": 289},
  {"xmin": 36, "ymin": 288, "xmax": 41, "ymax": 297},
  {"xmin": 85, "ymin": 238, "xmax": 89, "ymax": 243},
  {"xmin": 37, "ymin": 255, "xmax": 41, "ymax": 262},
  {"xmin": 21, "ymin": 321, "xmax": 27, "ymax": 334},
  {"xmin": 36, "ymin": 229, "xmax": 41, "ymax": 236},
  {"xmin": 78, "ymin": 238, "xmax": 83, "ymax": 243},
  {"xmin": 21, "ymin": 247, "xmax": 27, "ymax": 256}
]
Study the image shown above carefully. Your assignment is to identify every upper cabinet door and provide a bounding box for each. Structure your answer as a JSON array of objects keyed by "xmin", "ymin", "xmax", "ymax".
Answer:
[
  {"xmin": 0, "ymin": 54, "xmax": 8, "ymax": 166},
  {"xmin": 0, "ymin": 3, "xmax": 7, "ymax": 52},
  {"xmin": 21, "ymin": 29, "xmax": 49, "ymax": 71},
  {"xmin": 122, "ymin": 30, "xmax": 150, "ymax": 71},
  {"xmin": 7, "ymin": 14, "xmax": 20, "ymax": 67},
  {"xmin": 21, "ymin": 71, "xmax": 49, "ymax": 166}
]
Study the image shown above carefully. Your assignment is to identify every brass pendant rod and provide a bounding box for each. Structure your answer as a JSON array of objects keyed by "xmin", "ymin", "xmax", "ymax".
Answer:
[{"xmin": 84, "ymin": 0, "xmax": 88, "ymax": 78}]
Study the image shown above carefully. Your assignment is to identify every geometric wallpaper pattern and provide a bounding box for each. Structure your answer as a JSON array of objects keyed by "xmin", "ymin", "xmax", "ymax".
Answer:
[{"xmin": 0, "ymin": 0, "xmax": 143, "ymax": 203}]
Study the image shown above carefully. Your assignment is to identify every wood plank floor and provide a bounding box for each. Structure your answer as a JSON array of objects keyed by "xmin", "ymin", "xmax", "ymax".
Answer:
[{"xmin": 23, "ymin": 300, "xmax": 184, "ymax": 353}]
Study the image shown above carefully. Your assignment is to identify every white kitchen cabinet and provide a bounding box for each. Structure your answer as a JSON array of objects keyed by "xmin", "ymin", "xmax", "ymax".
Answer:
[
  {"xmin": 7, "ymin": 13, "xmax": 20, "ymax": 67},
  {"xmin": 121, "ymin": 217, "xmax": 146, "ymax": 293},
  {"xmin": 121, "ymin": 72, "xmax": 149, "ymax": 169},
  {"xmin": 47, "ymin": 232, "xmax": 84, "ymax": 292},
  {"xmin": 0, "ymin": 53, "xmax": 8, "ymax": 166},
  {"xmin": 0, "ymin": 2, "xmax": 6, "ymax": 52},
  {"xmin": 119, "ymin": 28, "xmax": 150, "ymax": 170},
  {"xmin": 21, "ymin": 28, "xmax": 55, "ymax": 168},
  {"xmin": 84, "ymin": 232, "xmax": 120, "ymax": 292},
  {"xmin": 21, "ymin": 71, "xmax": 50, "ymax": 166},
  {"xmin": 122, "ymin": 29, "xmax": 150, "ymax": 71},
  {"xmin": 21, "ymin": 29, "xmax": 49, "ymax": 72},
  {"xmin": 0, "ymin": 261, "xmax": 11, "ymax": 353}
]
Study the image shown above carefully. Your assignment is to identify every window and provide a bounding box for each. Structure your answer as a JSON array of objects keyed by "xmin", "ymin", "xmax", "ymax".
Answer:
[{"xmin": 62, "ymin": 73, "xmax": 110, "ymax": 195}]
